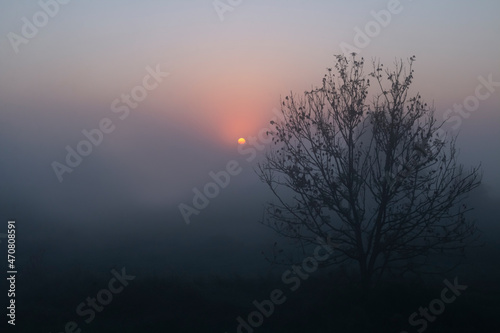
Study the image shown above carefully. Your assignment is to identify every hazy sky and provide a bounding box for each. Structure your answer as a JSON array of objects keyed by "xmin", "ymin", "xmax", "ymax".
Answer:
[{"xmin": 0, "ymin": 0, "xmax": 499, "ymax": 275}]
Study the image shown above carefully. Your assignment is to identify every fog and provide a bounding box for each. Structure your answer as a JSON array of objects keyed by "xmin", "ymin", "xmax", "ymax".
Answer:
[{"xmin": 1, "ymin": 1, "xmax": 499, "ymax": 332}]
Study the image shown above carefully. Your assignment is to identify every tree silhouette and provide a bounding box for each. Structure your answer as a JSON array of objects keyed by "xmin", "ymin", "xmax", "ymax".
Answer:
[{"xmin": 258, "ymin": 54, "xmax": 481, "ymax": 289}]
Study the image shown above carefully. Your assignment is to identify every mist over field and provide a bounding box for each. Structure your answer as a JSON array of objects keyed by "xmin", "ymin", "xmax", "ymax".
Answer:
[{"xmin": 1, "ymin": 1, "xmax": 499, "ymax": 332}]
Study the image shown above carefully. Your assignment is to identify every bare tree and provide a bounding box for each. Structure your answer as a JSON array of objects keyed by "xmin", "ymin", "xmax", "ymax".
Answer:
[{"xmin": 258, "ymin": 54, "xmax": 481, "ymax": 289}]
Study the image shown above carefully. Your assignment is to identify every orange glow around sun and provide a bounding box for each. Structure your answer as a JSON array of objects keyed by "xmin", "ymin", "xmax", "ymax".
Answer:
[{"xmin": 238, "ymin": 138, "xmax": 246, "ymax": 145}]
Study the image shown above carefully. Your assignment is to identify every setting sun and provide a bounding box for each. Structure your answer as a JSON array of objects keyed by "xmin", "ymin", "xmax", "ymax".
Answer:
[{"xmin": 238, "ymin": 138, "xmax": 246, "ymax": 145}]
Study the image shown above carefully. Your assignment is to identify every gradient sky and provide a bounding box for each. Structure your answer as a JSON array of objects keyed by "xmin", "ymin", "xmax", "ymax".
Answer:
[{"xmin": 0, "ymin": 0, "xmax": 499, "ymax": 275}]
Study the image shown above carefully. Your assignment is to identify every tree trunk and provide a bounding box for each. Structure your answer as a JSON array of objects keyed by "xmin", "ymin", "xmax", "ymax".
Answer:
[{"xmin": 359, "ymin": 260, "xmax": 372, "ymax": 292}]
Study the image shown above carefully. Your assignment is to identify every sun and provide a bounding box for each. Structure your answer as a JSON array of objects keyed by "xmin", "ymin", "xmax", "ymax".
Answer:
[{"xmin": 238, "ymin": 138, "xmax": 246, "ymax": 145}]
